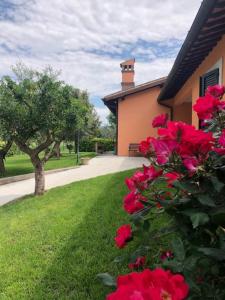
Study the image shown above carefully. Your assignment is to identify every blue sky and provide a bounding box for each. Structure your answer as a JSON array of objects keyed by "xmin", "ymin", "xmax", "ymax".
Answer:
[{"xmin": 0, "ymin": 0, "xmax": 201, "ymax": 123}]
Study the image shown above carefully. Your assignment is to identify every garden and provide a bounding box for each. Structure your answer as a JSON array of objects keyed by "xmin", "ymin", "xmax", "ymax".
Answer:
[
  {"xmin": 0, "ymin": 65, "xmax": 225, "ymax": 300},
  {"xmin": 0, "ymin": 64, "xmax": 115, "ymax": 188},
  {"xmin": 99, "ymin": 85, "xmax": 225, "ymax": 300}
]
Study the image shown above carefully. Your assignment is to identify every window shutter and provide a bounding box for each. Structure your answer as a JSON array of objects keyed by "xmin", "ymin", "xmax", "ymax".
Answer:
[{"xmin": 200, "ymin": 68, "xmax": 219, "ymax": 96}]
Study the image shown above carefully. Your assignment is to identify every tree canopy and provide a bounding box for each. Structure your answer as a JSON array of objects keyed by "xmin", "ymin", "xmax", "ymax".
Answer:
[{"xmin": 0, "ymin": 64, "xmax": 97, "ymax": 194}]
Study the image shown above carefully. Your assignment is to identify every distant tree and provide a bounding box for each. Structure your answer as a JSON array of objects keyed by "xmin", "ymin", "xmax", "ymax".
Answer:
[
  {"xmin": 107, "ymin": 112, "xmax": 116, "ymax": 129},
  {"xmin": 66, "ymin": 144, "xmax": 73, "ymax": 154},
  {"xmin": 0, "ymin": 64, "xmax": 86, "ymax": 195},
  {"xmin": 100, "ymin": 112, "xmax": 116, "ymax": 140}
]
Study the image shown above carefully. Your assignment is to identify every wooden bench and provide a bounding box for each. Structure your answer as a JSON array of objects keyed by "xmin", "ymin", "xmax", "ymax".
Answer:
[{"xmin": 128, "ymin": 143, "xmax": 140, "ymax": 156}]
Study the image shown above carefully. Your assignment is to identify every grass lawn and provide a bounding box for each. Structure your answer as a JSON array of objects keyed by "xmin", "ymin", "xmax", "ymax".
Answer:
[
  {"xmin": 1, "ymin": 152, "xmax": 96, "ymax": 178},
  {"xmin": 0, "ymin": 170, "xmax": 171, "ymax": 299}
]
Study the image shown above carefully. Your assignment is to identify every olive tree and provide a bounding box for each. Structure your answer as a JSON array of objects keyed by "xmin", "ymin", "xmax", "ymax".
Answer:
[{"xmin": 0, "ymin": 65, "xmax": 80, "ymax": 195}]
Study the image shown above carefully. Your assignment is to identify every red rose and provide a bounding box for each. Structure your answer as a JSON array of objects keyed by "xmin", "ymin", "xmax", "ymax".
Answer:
[
  {"xmin": 128, "ymin": 256, "xmax": 146, "ymax": 270},
  {"xmin": 143, "ymin": 165, "xmax": 163, "ymax": 181},
  {"xmin": 139, "ymin": 137, "xmax": 153, "ymax": 155},
  {"xmin": 152, "ymin": 113, "xmax": 168, "ymax": 128},
  {"xmin": 213, "ymin": 148, "xmax": 225, "ymax": 156},
  {"xmin": 193, "ymin": 94, "xmax": 221, "ymax": 120},
  {"xmin": 164, "ymin": 172, "xmax": 181, "ymax": 187},
  {"xmin": 151, "ymin": 139, "xmax": 177, "ymax": 165},
  {"xmin": 107, "ymin": 268, "xmax": 189, "ymax": 300},
  {"xmin": 182, "ymin": 157, "xmax": 199, "ymax": 174},
  {"xmin": 114, "ymin": 224, "xmax": 132, "ymax": 248},
  {"xmin": 158, "ymin": 121, "xmax": 194, "ymax": 141},
  {"xmin": 206, "ymin": 84, "xmax": 225, "ymax": 98},
  {"xmin": 123, "ymin": 191, "xmax": 146, "ymax": 214}
]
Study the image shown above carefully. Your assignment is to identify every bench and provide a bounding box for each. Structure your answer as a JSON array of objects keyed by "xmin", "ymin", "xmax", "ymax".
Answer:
[{"xmin": 128, "ymin": 143, "xmax": 140, "ymax": 156}]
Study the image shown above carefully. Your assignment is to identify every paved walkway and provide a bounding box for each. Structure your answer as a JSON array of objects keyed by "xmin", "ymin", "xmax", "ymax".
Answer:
[{"xmin": 0, "ymin": 155, "xmax": 148, "ymax": 206}]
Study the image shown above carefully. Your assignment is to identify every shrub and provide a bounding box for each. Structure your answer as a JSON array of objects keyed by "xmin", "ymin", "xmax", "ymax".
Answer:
[
  {"xmin": 101, "ymin": 85, "xmax": 225, "ymax": 300},
  {"xmin": 79, "ymin": 137, "xmax": 115, "ymax": 152}
]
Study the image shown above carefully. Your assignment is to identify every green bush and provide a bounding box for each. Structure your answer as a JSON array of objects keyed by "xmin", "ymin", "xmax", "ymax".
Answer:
[{"xmin": 79, "ymin": 138, "xmax": 115, "ymax": 152}]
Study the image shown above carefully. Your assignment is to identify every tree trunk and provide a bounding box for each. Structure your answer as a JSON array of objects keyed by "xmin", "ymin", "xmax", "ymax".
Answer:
[
  {"xmin": 32, "ymin": 157, "xmax": 45, "ymax": 196},
  {"xmin": 0, "ymin": 140, "xmax": 13, "ymax": 175},
  {"xmin": 55, "ymin": 141, "xmax": 61, "ymax": 159},
  {"xmin": 0, "ymin": 155, "xmax": 5, "ymax": 175}
]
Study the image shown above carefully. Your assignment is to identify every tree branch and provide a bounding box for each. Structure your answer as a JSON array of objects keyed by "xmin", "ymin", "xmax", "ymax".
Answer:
[
  {"xmin": 42, "ymin": 139, "xmax": 62, "ymax": 163},
  {"xmin": 0, "ymin": 139, "xmax": 13, "ymax": 159},
  {"xmin": 34, "ymin": 133, "xmax": 53, "ymax": 155},
  {"xmin": 14, "ymin": 138, "xmax": 34, "ymax": 156}
]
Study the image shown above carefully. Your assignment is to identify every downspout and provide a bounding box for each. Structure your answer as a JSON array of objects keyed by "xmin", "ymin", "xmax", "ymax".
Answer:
[{"xmin": 115, "ymin": 101, "xmax": 118, "ymax": 155}]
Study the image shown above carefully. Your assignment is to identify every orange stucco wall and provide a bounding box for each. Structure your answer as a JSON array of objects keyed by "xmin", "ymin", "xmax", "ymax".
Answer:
[
  {"xmin": 173, "ymin": 102, "xmax": 192, "ymax": 124},
  {"xmin": 117, "ymin": 87, "xmax": 169, "ymax": 156},
  {"xmin": 171, "ymin": 34, "xmax": 225, "ymax": 128}
]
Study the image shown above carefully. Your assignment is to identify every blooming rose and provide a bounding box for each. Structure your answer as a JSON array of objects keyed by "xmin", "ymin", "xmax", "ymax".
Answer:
[
  {"xmin": 182, "ymin": 157, "xmax": 199, "ymax": 174},
  {"xmin": 151, "ymin": 139, "xmax": 177, "ymax": 165},
  {"xmin": 114, "ymin": 224, "xmax": 132, "ymax": 248},
  {"xmin": 107, "ymin": 268, "xmax": 189, "ymax": 300},
  {"xmin": 158, "ymin": 121, "xmax": 194, "ymax": 141},
  {"xmin": 143, "ymin": 165, "xmax": 163, "ymax": 181},
  {"xmin": 123, "ymin": 191, "xmax": 146, "ymax": 214},
  {"xmin": 206, "ymin": 85, "xmax": 225, "ymax": 98},
  {"xmin": 139, "ymin": 137, "xmax": 153, "ymax": 155},
  {"xmin": 128, "ymin": 256, "xmax": 146, "ymax": 270},
  {"xmin": 125, "ymin": 166, "xmax": 162, "ymax": 192},
  {"xmin": 164, "ymin": 172, "xmax": 181, "ymax": 187},
  {"xmin": 193, "ymin": 94, "xmax": 221, "ymax": 120},
  {"xmin": 152, "ymin": 113, "xmax": 168, "ymax": 128},
  {"xmin": 125, "ymin": 171, "xmax": 147, "ymax": 191}
]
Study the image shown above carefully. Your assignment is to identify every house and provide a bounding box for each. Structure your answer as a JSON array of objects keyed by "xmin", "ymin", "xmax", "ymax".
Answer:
[{"xmin": 103, "ymin": 0, "xmax": 225, "ymax": 156}]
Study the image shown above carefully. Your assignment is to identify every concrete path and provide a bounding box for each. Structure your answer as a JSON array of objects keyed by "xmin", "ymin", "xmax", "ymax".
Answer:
[{"xmin": 0, "ymin": 155, "xmax": 148, "ymax": 206}]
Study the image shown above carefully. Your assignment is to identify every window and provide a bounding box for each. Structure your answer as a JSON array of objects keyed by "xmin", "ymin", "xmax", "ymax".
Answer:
[
  {"xmin": 199, "ymin": 68, "xmax": 219, "ymax": 128},
  {"xmin": 199, "ymin": 68, "xmax": 219, "ymax": 96}
]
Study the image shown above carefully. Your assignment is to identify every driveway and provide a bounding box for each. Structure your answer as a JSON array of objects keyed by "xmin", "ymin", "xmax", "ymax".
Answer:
[{"xmin": 0, "ymin": 155, "xmax": 148, "ymax": 206}]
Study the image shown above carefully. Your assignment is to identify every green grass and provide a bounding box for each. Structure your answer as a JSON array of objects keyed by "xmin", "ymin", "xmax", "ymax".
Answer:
[
  {"xmin": 0, "ymin": 170, "xmax": 171, "ymax": 299},
  {"xmin": 1, "ymin": 152, "xmax": 96, "ymax": 178}
]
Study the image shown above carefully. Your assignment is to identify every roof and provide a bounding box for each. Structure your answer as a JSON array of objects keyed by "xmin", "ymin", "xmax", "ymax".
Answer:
[
  {"xmin": 103, "ymin": 77, "xmax": 166, "ymax": 113},
  {"xmin": 158, "ymin": 0, "xmax": 225, "ymax": 101},
  {"xmin": 103, "ymin": 76, "xmax": 166, "ymax": 101}
]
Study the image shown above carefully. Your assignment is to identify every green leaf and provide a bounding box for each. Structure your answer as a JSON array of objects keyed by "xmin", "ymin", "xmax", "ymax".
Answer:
[
  {"xmin": 197, "ymin": 194, "xmax": 216, "ymax": 207},
  {"xmin": 179, "ymin": 197, "xmax": 191, "ymax": 204},
  {"xmin": 184, "ymin": 255, "xmax": 199, "ymax": 271},
  {"xmin": 162, "ymin": 259, "xmax": 183, "ymax": 273},
  {"xmin": 143, "ymin": 219, "xmax": 150, "ymax": 231},
  {"xmin": 190, "ymin": 212, "xmax": 209, "ymax": 228},
  {"xmin": 171, "ymin": 237, "xmax": 185, "ymax": 261},
  {"xmin": 173, "ymin": 181, "xmax": 198, "ymax": 194},
  {"xmin": 198, "ymin": 248, "xmax": 225, "ymax": 261},
  {"xmin": 96, "ymin": 273, "xmax": 116, "ymax": 287},
  {"xmin": 210, "ymin": 176, "xmax": 224, "ymax": 192},
  {"xmin": 211, "ymin": 209, "xmax": 225, "ymax": 226}
]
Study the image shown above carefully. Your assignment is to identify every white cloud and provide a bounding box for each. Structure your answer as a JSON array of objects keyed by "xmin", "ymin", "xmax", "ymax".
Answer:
[
  {"xmin": 0, "ymin": 0, "xmax": 202, "ymax": 120},
  {"xmin": 95, "ymin": 107, "xmax": 110, "ymax": 125}
]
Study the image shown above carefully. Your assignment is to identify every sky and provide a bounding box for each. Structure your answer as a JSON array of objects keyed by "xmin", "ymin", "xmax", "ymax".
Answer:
[{"xmin": 0, "ymin": 0, "xmax": 202, "ymax": 124}]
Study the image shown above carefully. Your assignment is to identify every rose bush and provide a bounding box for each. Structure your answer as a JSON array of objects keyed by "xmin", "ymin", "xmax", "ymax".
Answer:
[
  {"xmin": 99, "ymin": 85, "xmax": 225, "ymax": 300},
  {"xmin": 107, "ymin": 268, "xmax": 189, "ymax": 300}
]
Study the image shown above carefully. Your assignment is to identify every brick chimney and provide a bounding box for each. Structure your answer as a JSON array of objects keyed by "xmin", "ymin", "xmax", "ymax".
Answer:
[{"xmin": 120, "ymin": 58, "xmax": 135, "ymax": 90}]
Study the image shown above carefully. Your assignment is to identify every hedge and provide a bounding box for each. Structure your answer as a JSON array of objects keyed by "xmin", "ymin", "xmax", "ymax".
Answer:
[{"xmin": 79, "ymin": 138, "xmax": 115, "ymax": 152}]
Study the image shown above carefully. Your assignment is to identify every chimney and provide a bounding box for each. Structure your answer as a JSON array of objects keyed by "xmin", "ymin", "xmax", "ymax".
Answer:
[{"xmin": 120, "ymin": 58, "xmax": 135, "ymax": 90}]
